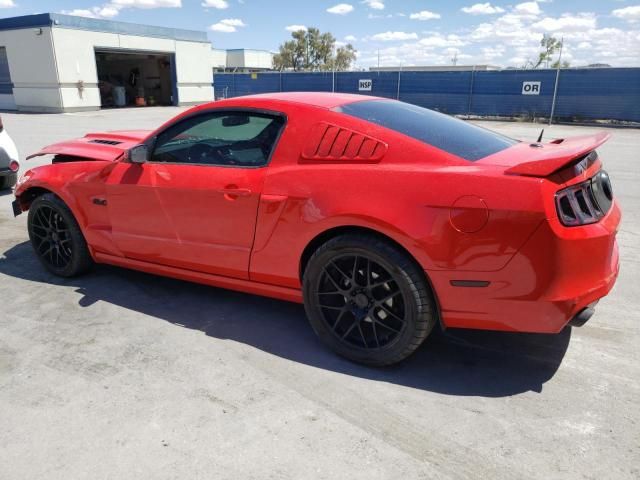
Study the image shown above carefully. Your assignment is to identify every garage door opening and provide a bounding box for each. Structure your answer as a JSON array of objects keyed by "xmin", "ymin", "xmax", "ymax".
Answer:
[{"xmin": 95, "ymin": 50, "xmax": 176, "ymax": 108}]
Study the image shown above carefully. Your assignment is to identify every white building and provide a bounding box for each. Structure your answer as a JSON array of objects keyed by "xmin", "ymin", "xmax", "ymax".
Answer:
[
  {"xmin": 0, "ymin": 13, "xmax": 274, "ymax": 112},
  {"xmin": 212, "ymin": 48, "xmax": 273, "ymax": 73},
  {"xmin": 225, "ymin": 49, "xmax": 274, "ymax": 72}
]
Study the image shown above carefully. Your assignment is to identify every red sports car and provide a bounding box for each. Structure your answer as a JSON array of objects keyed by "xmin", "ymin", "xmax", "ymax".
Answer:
[{"xmin": 13, "ymin": 93, "xmax": 620, "ymax": 366}]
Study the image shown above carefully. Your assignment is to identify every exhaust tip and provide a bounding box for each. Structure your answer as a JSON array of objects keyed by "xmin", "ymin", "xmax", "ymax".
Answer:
[{"xmin": 569, "ymin": 307, "xmax": 595, "ymax": 327}]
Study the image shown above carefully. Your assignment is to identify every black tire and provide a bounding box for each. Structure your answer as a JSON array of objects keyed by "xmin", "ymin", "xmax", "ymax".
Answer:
[
  {"xmin": 0, "ymin": 172, "xmax": 17, "ymax": 190},
  {"xmin": 303, "ymin": 234, "xmax": 437, "ymax": 366},
  {"xmin": 27, "ymin": 193, "xmax": 93, "ymax": 277}
]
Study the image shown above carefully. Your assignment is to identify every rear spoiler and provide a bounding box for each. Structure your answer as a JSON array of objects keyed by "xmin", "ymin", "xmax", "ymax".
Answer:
[{"xmin": 505, "ymin": 132, "xmax": 611, "ymax": 177}]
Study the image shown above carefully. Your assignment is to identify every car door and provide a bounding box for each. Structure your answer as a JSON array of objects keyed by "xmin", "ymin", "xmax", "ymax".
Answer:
[{"xmin": 105, "ymin": 109, "xmax": 286, "ymax": 279}]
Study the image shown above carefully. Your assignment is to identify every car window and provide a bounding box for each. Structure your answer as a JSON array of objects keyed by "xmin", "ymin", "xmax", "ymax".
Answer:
[
  {"xmin": 151, "ymin": 112, "xmax": 285, "ymax": 167},
  {"xmin": 334, "ymin": 100, "xmax": 518, "ymax": 161}
]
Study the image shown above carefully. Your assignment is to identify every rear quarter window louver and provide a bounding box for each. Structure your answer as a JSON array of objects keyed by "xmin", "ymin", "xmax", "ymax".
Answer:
[{"xmin": 301, "ymin": 122, "xmax": 387, "ymax": 163}]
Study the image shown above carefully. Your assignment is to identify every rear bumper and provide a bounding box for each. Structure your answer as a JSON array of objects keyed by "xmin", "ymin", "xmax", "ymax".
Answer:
[{"xmin": 430, "ymin": 201, "xmax": 621, "ymax": 333}]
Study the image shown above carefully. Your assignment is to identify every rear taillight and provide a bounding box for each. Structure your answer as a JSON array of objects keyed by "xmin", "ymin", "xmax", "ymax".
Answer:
[
  {"xmin": 9, "ymin": 160, "xmax": 19, "ymax": 172},
  {"xmin": 555, "ymin": 170, "xmax": 613, "ymax": 226}
]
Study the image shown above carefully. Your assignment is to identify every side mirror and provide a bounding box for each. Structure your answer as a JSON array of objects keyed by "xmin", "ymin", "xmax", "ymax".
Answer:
[{"xmin": 128, "ymin": 144, "xmax": 149, "ymax": 164}]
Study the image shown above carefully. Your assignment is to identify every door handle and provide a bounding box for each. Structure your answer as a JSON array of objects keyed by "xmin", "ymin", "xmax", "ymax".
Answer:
[{"xmin": 219, "ymin": 187, "xmax": 252, "ymax": 198}]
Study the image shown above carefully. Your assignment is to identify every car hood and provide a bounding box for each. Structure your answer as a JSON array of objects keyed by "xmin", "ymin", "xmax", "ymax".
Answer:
[
  {"xmin": 476, "ymin": 131, "xmax": 611, "ymax": 177},
  {"xmin": 26, "ymin": 130, "xmax": 153, "ymax": 162}
]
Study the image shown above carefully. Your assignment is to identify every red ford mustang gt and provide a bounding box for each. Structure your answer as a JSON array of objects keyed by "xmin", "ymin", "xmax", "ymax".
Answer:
[{"xmin": 13, "ymin": 93, "xmax": 620, "ymax": 366}]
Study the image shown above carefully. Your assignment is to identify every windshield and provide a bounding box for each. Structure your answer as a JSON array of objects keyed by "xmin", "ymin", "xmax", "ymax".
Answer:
[{"xmin": 335, "ymin": 100, "xmax": 518, "ymax": 161}]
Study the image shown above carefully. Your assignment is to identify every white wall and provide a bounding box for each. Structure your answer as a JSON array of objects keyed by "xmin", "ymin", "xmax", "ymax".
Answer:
[
  {"xmin": 225, "ymin": 50, "xmax": 244, "ymax": 69},
  {"xmin": 51, "ymin": 28, "xmax": 116, "ymax": 111},
  {"xmin": 20, "ymin": 27, "xmax": 213, "ymax": 110},
  {"xmin": 226, "ymin": 49, "xmax": 273, "ymax": 70},
  {"xmin": 0, "ymin": 26, "xmax": 280, "ymax": 112},
  {"xmin": 243, "ymin": 50, "xmax": 273, "ymax": 70},
  {"xmin": 174, "ymin": 40, "xmax": 214, "ymax": 105},
  {"xmin": 211, "ymin": 48, "xmax": 226, "ymax": 69},
  {"xmin": 49, "ymin": 27, "xmax": 213, "ymax": 110},
  {"xmin": 0, "ymin": 27, "xmax": 61, "ymax": 112}
]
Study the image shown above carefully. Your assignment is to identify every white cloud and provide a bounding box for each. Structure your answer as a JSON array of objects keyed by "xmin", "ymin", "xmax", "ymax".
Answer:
[
  {"xmin": 532, "ymin": 13, "xmax": 597, "ymax": 33},
  {"xmin": 461, "ymin": 3, "xmax": 504, "ymax": 15},
  {"xmin": 62, "ymin": 5, "xmax": 120, "ymax": 18},
  {"xmin": 362, "ymin": 0, "xmax": 384, "ymax": 10},
  {"xmin": 0, "ymin": 0, "xmax": 15, "ymax": 8},
  {"xmin": 612, "ymin": 5, "xmax": 640, "ymax": 23},
  {"xmin": 202, "ymin": 0, "xmax": 228, "ymax": 8},
  {"xmin": 469, "ymin": 13, "xmax": 540, "ymax": 45},
  {"xmin": 62, "ymin": 8, "xmax": 101, "ymax": 18},
  {"xmin": 62, "ymin": 0, "xmax": 181, "ymax": 19},
  {"xmin": 359, "ymin": 43, "xmax": 470, "ymax": 67},
  {"xmin": 285, "ymin": 24, "xmax": 307, "ymax": 32},
  {"xmin": 110, "ymin": 0, "xmax": 181, "ymax": 8},
  {"xmin": 409, "ymin": 10, "xmax": 441, "ymax": 21},
  {"xmin": 371, "ymin": 31, "xmax": 418, "ymax": 41},
  {"xmin": 210, "ymin": 18, "xmax": 246, "ymax": 32},
  {"xmin": 99, "ymin": 5, "xmax": 120, "ymax": 17},
  {"xmin": 481, "ymin": 45, "xmax": 505, "ymax": 59},
  {"xmin": 357, "ymin": 1, "xmax": 640, "ymax": 69},
  {"xmin": 327, "ymin": 3, "xmax": 354, "ymax": 15},
  {"xmin": 419, "ymin": 34, "xmax": 467, "ymax": 48},
  {"xmin": 345, "ymin": 34, "xmax": 357, "ymax": 41},
  {"xmin": 514, "ymin": 1, "xmax": 541, "ymax": 17}
]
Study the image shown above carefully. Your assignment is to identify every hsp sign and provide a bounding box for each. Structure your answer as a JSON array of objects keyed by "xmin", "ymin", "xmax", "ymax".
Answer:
[
  {"xmin": 358, "ymin": 79, "xmax": 372, "ymax": 91},
  {"xmin": 522, "ymin": 81, "xmax": 541, "ymax": 95}
]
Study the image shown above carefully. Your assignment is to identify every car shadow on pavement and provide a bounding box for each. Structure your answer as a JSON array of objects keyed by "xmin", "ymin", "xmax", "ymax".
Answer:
[{"xmin": 1, "ymin": 241, "xmax": 572, "ymax": 398}]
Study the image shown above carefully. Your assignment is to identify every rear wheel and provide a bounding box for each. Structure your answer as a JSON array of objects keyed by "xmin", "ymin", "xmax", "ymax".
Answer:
[
  {"xmin": 27, "ymin": 193, "xmax": 93, "ymax": 277},
  {"xmin": 303, "ymin": 234, "xmax": 437, "ymax": 366},
  {"xmin": 0, "ymin": 172, "xmax": 17, "ymax": 190}
]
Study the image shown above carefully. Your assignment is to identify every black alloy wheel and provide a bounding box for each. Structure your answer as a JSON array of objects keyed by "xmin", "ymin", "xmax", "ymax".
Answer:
[
  {"xmin": 30, "ymin": 204, "xmax": 73, "ymax": 270},
  {"xmin": 28, "ymin": 193, "xmax": 93, "ymax": 277},
  {"xmin": 316, "ymin": 254, "xmax": 407, "ymax": 349},
  {"xmin": 303, "ymin": 234, "xmax": 437, "ymax": 366}
]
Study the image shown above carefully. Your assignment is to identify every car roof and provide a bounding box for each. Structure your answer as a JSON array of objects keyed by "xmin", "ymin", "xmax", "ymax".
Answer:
[{"xmin": 215, "ymin": 92, "xmax": 384, "ymax": 109}]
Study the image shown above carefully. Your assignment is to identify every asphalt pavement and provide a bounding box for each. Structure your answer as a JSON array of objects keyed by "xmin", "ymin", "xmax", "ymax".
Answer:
[{"xmin": 0, "ymin": 107, "xmax": 638, "ymax": 479}]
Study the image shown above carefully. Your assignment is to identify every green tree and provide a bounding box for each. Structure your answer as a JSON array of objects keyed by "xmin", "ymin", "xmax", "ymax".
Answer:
[
  {"xmin": 273, "ymin": 27, "xmax": 357, "ymax": 71},
  {"xmin": 526, "ymin": 34, "xmax": 568, "ymax": 69}
]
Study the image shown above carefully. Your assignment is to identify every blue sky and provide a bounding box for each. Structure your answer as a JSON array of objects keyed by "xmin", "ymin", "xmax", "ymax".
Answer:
[{"xmin": 3, "ymin": 1, "xmax": 640, "ymax": 67}]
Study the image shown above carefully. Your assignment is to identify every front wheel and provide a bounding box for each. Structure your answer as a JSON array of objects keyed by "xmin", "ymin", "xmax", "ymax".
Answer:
[
  {"xmin": 303, "ymin": 234, "xmax": 438, "ymax": 366},
  {"xmin": 27, "ymin": 193, "xmax": 93, "ymax": 277}
]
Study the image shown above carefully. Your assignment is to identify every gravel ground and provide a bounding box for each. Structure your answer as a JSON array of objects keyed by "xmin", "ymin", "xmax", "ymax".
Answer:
[{"xmin": 0, "ymin": 107, "xmax": 638, "ymax": 480}]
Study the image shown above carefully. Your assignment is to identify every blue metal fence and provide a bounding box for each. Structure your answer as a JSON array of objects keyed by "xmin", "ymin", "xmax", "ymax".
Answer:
[{"xmin": 213, "ymin": 68, "xmax": 640, "ymax": 123}]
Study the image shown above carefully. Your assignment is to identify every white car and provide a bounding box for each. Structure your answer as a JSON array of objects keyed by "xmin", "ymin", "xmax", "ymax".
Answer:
[{"xmin": 0, "ymin": 114, "xmax": 19, "ymax": 189}]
